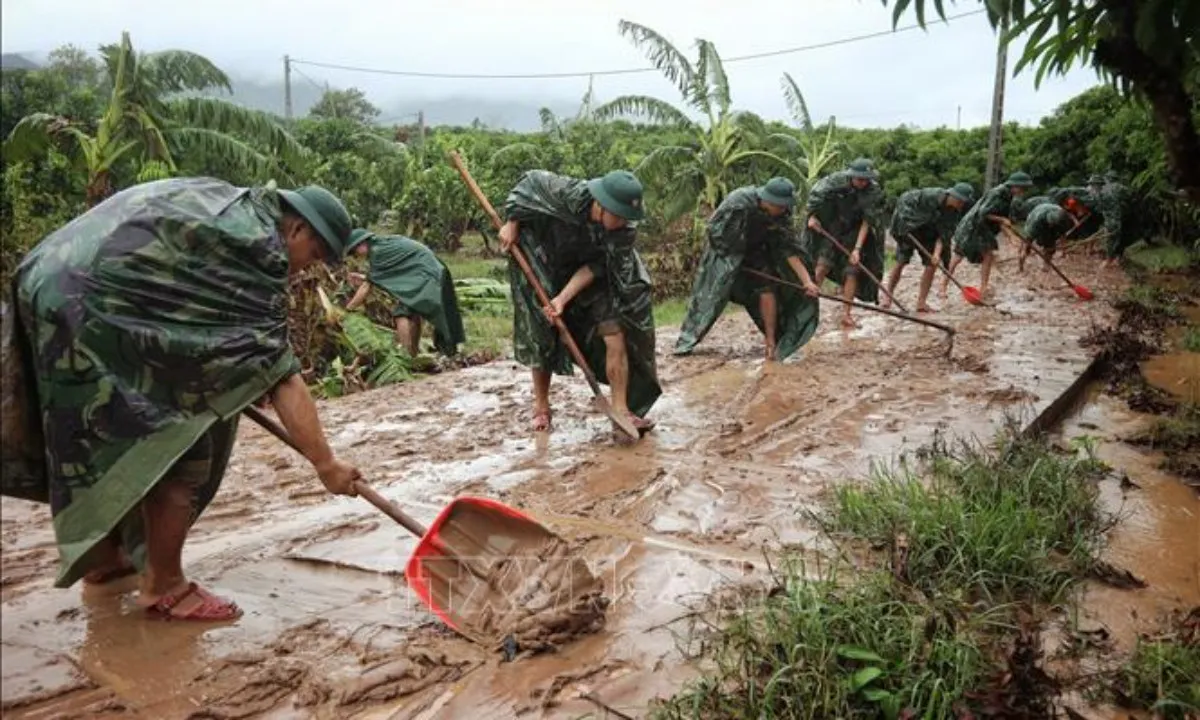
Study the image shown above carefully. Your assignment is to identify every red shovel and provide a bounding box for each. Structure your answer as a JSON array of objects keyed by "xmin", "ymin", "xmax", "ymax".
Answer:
[
  {"xmin": 242, "ymin": 405, "xmax": 568, "ymax": 646},
  {"xmin": 1006, "ymin": 226, "xmax": 1094, "ymax": 301},
  {"xmin": 905, "ymin": 233, "xmax": 984, "ymax": 307}
]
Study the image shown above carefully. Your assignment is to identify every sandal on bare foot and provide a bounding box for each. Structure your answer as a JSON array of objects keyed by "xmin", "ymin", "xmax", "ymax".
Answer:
[
  {"xmin": 144, "ymin": 582, "xmax": 241, "ymax": 622},
  {"xmin": 916, "ymin": 305, "xmax": 939, "ymax": 314},
  {"xmin": 532, "ymin": 409, "xmax": 552, "ymax": 432}
]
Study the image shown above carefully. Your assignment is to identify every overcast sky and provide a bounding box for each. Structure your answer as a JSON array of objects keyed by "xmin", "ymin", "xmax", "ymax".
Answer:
[{"xmin": 2, "ymin": 0, "xmax": 1102, "ymax": 130}]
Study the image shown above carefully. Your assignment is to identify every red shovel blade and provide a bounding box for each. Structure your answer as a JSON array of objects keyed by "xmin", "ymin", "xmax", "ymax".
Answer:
[
  {"xmin": 405, "ymin": 497, "xmax": 585, "ymax": 645},
  {"xmin": 1073, "ymin": 285, "xmax": 1094, "ymax": 301},
  {"xmin": 961, "ymin": 286, "xmax": 984, "ymax": 306}
]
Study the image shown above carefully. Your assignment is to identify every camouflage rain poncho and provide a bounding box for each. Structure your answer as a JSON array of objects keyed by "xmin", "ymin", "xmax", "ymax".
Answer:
[
  {"xmin": 1, "ymin": 178, "xmax": 298, "ymax": 588},
  {"xmin": 364, "ymin": 234, "xmax": 465, "ymax": 355},
  {"xmin": 952, "ymin": 182, "xmax": 1019, "ymax": 264},
  {"xmin": 801, "ymin": 171, "xmax": 885, "ymax": 303},
  {"xmin": 674, "ymin": 187, "xmax": 820, "ymax": 360},
  {"xmin": 889, "ymin": 188, "xmax": 962, "ymax": 267},
  {"xmin": 1024, "ymin": 202, "xmax": 1073, "ymax": 249},
  {"xmin": 1012, "ymin": 195, "xmax": 1049, "ymax": 223},
  {"xmin": 504, "ymin": 170, "xmax": 661, "ymax": 418},
  {"xmin": 1096, "ymin": 181, "xmax": 1137, "ymax": 258},
  {"xmin": 1046, "ymin": 187, "xmax": 1103, "ymax": 239}
]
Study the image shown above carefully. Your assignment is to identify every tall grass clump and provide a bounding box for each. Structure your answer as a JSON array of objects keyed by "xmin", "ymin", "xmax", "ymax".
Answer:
[
  {"xmin": 1114, "ymin": 635, "xmax": 1200, "ymax": 719},
  {"xmin": 650, "ymin": 566, "xmax": 995, "ymax": 720},
  {"xmin": 831, "ymin": 434, "xmax": 1110, "ymax": 604}
]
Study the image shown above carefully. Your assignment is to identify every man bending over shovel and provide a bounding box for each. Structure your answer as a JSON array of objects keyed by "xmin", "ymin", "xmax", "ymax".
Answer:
[
  {"xmin": 883, "ymin": 182, "xmax": 974, "ymax": 313},
  {"xmin": 1018, "ymin": 199, "xmax": 1088, "ymax": 273},
  {"xmin": 944, "ymin": 171, "xmax": 1034, "ymax": 300},
  {"xmin": 674, "ymin": 177, "xmax": 821, "ymax": 362},
  {"xmin": 498, "ymin": 169, "xmax": 662, "ymax": 435},
  {"xmin": 343, "ymin": 229, "xmax": 466, "ymax": 357},
  {"xmin": 1, "ymin": 178, "xmax": 363, "ymax": 621},
  {"xmin": 802, "ymin": 158, "xmax": 885, "ymax": 329}
]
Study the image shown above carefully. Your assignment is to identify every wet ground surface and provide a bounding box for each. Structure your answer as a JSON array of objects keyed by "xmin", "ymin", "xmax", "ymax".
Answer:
[{"xmin": 2, "ymin": 257, "xmax": 1194, "ymax": 719}]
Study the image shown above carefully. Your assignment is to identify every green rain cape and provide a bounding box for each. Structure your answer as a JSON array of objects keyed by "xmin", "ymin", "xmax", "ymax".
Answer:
[
  {"xmin": 801, "ymin": 171, "xmax": 884, "ymax": 303},
  {"xmin": 889, "ymin": 188, "xmax": 961, "ymax": 267},
  {"xmin": 1024, "ymin": 202, "xmax": 1073, "ymax": 249},
  {"xmin": 503, "ymin": 170, "xmax": 661, "ymax": 418},
  {"xmin": 1097, "ymin": 181, "xmax": 1137, "ymax": 258},
  {"xmin": 365, "ymin": 235, "xmax": 466, "ymax": 355},
  {"xmin": 674, "ymin": 187, "xmax": 819, "ymax": 359},
  {"xmin": 952, "ymin": 183, "xmax": 1017, "ymax": 264},
  {"xmin": 1046, "ymin": 187, "xmax": 1103, "ymax": 240},
  {"xmin": 1, "ymin": 177, "xmax": 299, "ymax": 588}
]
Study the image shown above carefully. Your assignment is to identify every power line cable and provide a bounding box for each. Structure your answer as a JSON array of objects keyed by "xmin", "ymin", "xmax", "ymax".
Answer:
[{"xmin": 290, "ymin": 9, "xmax": 987, "ymax": 80}]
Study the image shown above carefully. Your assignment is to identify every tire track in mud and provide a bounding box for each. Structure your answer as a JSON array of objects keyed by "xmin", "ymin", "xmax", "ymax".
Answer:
[{"xmin": 0, "ymin": 258, "xmax": 1128, "ymax": 718}]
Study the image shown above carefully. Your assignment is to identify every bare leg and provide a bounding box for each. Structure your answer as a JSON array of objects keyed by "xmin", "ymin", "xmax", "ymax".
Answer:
[
  {"xmin": 916, "ymin": 263, "xmax": 938, "ymax": 312},
  {"xmin": 1043, "ymin": 247, "xmax": 1055, "ymax": 270},
  {"xmin": 394, "ymin": 317, "xmax": 421, "ymax": 356},
  {"xmin": 841, "ymin": 273, "xmax": 858, "ymax": 329},
  {"xmin": 882, "ymin": 262, "xmax": 905, "ymax": 310},
  {"xmin": 532, "ymin": 369, "xmax": 552, "ymax": 431},
  {"xmin": 759, "ymin": 291, "xmax": 778, "ymax": 361},
  {"xmin": 1018, "ymin": 243, "xmax": 1031, "ymax": 273},
  {"xmin": 138, "ymin": 456, "xmax": 239, "ymax": 620},
  {"xmin": 603, "ymin": 330, "xmax": 630, "ymax": 415},
  {"xmin": 814, "ymin": 262, "xmax": 830, "ymax": 286},
  {"xmin": 980, "ymin": 249, "xmax": 995, "ymax": 296},
  {"xmin": 81, "ymin": 529, "xmax": 134, "ymax": 585}
]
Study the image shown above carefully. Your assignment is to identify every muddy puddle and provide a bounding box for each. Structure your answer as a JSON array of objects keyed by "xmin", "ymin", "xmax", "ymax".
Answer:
[{"xmin": 4, "ymin": 255, "xmax": 1181, "ymax": 719}]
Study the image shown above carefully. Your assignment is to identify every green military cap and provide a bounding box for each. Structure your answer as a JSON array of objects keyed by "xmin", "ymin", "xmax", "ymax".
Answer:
[
  {"xmin": 948, "ymin": 182, "xmax": 975, "ymax": 202},
  {"xmin": 847, "ymin": 158, "xmax": 874, "ymax": 179},
  {"xmin": 1005, "ymin": 171, "xmax": 1034, "ymax": 187},
  {"xmin": 279, "ymin": 185, "xmax": 353, "ymax": 260},
  {"xmin": 346, "ymin": 228, "xmax": 376, "ymax": 254},
  {"xmin": 588, "ymin": 170, "xmax": 645, "ymax": 221},
  {"xmin": 759, "ymin": 177, "xmax": 797, "ymax": 207}
]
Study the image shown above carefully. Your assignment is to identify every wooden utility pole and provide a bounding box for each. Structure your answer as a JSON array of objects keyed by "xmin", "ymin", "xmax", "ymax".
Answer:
[
  {"xmin": 984, "ymin": 19, "xmax": 1008, "ymax": 190},
  {"xmin": 418, "ymin": 110, "xmax": 425, "ymax": 146},
  {"xmin": 283, "ymin": 55, "xmax": 293, "ymax": 120},
  {"xmin": 957, "ymin": 105, "xmax": 962, "ymax": 130}
]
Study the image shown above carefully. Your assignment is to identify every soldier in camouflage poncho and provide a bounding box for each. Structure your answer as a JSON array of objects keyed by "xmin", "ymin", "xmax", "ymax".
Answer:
[
  {"xmin": 1018, "ymin": 200, "xmax": 1086, "ymax": 272},
  {"xmin": 674, "ymin": 177, "xmax": 821, "ymax": 362},
  {"xmin": 801, "ymin": 158, "xmax": 885, "ymax": 329},
  {"xmin": 883, "ymin": 182, "xmax": 974, "ymax": 313},
  {"xmin": 1, "ymin": 178, "xmax": 362, "ymax": 622},
  {"xmin": 1046, "ymin": 185, "xmax": 1103, "ymax": 241},
  {"xmin": 945, "ymin": 171, "xmax": 1034, "ymax": 299},
  {"xmin": 343, "ymin": 229, "xmax": 466, "ymax": 356},
  {"xmin": 1089, "ymin": 173, "xmax": 1139, "ymax": 268},
  {"xmin": 498, "ymin": 169, "xmax": 661, "ymax": 435}
]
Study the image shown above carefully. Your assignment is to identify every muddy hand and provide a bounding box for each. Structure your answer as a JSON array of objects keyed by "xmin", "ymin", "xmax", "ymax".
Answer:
[
  {"xmin": 317, "ymin": 458, "xmax": 361, "ymax": 496},
  {"xmin": 804, "ymin": 281, "xmax": 820, "ymax": 298},
  {"xmin": 849, "ymin": 249, "xmax": 861, "ymax": 267},
  {"xmin": 498, "ymin": 221, "xmax": 519, "ymax": 253}
]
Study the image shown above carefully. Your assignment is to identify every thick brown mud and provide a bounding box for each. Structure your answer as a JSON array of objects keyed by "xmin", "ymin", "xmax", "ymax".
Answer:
[{"xmin": 1, "ymin": 255, "xmax": 1192, "ymax": 718}]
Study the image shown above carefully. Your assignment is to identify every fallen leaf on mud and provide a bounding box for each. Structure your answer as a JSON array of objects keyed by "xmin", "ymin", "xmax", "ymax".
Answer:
[{"xmin": 1088, "ymin": 560, "xmax": 1148, "ymax": 589}]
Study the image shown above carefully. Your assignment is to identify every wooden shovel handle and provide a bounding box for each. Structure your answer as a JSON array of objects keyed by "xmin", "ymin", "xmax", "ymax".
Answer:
[
  {"xmin": 743, "ymin": 268, "xmax": 955, "ymax": 336},
  {"xmin": 242, "ymin": 405, "xmax": 428, "ymax": 538},
  {"xmin": 451, "ymin": 150, "xmax": 619, "ymax": 405},
  {"xmin": 813, "ymin": 224, "xmax": 909, "ymax": 314}
]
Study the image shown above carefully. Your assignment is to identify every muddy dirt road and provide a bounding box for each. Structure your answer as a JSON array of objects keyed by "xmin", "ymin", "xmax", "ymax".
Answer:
[{"xmin": 2, "ymin": 257, "xmax": 1196, "ymax": 719}]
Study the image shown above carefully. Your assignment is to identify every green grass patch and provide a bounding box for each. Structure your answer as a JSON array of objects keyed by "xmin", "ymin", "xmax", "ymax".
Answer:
[
  {"xmin": 831, "ymin": 434, "xmax": 1110, "ymax": 604},
  {"xmin": 650, "ymin": 568, "xmax": 995, "ymax": 720},
  {"xmin": 1125, "ymin": 242, "xmax": 1198, "ymax": 273},
  {"xmin": 1113, "ymin": 636, "xmax": 1200, "ymax": 719},
  {"xmin": 651, "ymin": 431, "xmax": 1112, "ymax": 719},
  {"xmin": 1126, "ymin": 404, "xmax": 1200, "ymax": 480},
  {"xmin": 1183, "ymin": 326, "xmax": 1200, "ymax": 352}
]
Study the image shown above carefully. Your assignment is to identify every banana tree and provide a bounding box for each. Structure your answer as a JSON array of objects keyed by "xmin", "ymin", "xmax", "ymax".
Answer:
[
  {"xmin": 3, "ymin": 31, "xmax": 307, "ymax": 206},
  {"xmin": 593, "ymin": 21, "xmax": 802, "ymax": 225},
  {"xmin": 775, "ymin": 72, "xmax": 845, "ymax": 204}
]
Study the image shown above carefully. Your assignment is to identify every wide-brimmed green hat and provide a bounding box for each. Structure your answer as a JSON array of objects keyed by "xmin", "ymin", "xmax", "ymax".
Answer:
[
  {"xmin": 758, "ymin": 177, "xmax": 796, "ymax": 207},
  {"xmin": 346, "ymin": 228, "xmax": 375, "ymax": 254},
  {"xmin": 279, "ymin": 185, "xmax": 353, "ymax": 260},
  {"xmin": 587, "ymin": 170, "xmax": 645, "ymax": 221},
  {"xmin": 948, "ymin": 182, "xmax": 975, "ymax": 203},
  {"xmin": 847, "ymin": 158, "xmax": 874, "ymax": 180},
  {"xmin": 1005, "ymin": 171, "xmax": 1034, "ymax": 187}
]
